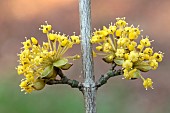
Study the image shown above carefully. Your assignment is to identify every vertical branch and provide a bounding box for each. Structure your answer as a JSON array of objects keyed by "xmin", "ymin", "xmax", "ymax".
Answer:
[{"xmin": 79, "ymin": 0, "xmax": 96, "ymax": 113}]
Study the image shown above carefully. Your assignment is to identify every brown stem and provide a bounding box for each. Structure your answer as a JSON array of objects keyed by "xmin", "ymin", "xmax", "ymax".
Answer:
[
  {"xmin": 96, "ymin": 69, "xmax": 123, "ymax": 89},
  {"xmin": 46, "ymin": 68, "xmax": 83, "ymax": 91}
]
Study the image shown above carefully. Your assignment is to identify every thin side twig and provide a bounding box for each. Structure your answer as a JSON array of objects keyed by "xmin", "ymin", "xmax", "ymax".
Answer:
[
  {"xmin": 96, "ymin": 64, "xmax": 123, "ymax": 89},
  {"xmin": 46, "ymin": 67, "xmax": 83, "ymax": 91}
]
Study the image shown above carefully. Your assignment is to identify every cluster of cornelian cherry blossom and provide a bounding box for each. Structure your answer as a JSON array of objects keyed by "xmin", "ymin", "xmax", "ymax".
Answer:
[{"xmin": 17, "ymin": 18, "xmax": 163, "ymax": 93}]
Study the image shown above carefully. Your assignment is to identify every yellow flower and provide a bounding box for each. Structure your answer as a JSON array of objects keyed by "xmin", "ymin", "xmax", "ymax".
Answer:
[
  {"xmin": 115, "ymin": 29, "xmax": 122, "ymax": 37},
  {"xmin": 108, "ymin": 25, "xmax": 117, "ymax": 34},
  {"xmin": 138, "ymin": 53, "xmax": 145, "ymax": 61},
  {"xmin": 149, "ymin": 59, "xmax": 158, "ymax": 70},
  {"xmin": 124, "ymin": 27, "xmax": 132, "ymax": 34},
  {"xmin": 48, "ymin": 33, "xmax": 57, "ymax": 41},
  {"xmin": 143, "ymin": 48, "xmax": 153, "ymax": 56},
  {"xmin": 103, "ymin": 42, "xmax": 112, "ymax": 53},
  {"xmin": 153, "ymin": 52, "xmax": 163, "ymax": 62},
  {"xmin": 137, "ymin": 44, "xmax": 144, "ymax": 52},
  {"xmin": 40, "ymin": 21, "xmax": 52, "ymax": 33},
  {"xmin": 34, "ymin": 56, "xmax": 43, "ymax": 65},
  {"xmin": 116, "ymin": 17, "xmax": 127, "ymax": 27},
  {"xmin": 128, "ymin": 51, "xmax": 139, "ymax": 62},
  {"xmin": 140, "ymin": 37, "xmax": 151, "ymax": 47},
  {"xmin": 31, "ymin": 37, "xmax": 38, "ymax": 45},
  {"xmin": 124, "ymin": 53, "xmax": 129, "ymax": 60},
  {"xmin": 117, "ymin": 38, "xmax": 130, "ymax": 48},
  {"xmin": 127, "ymin": 41, "xmax": 137, "ymax": 51},
  {"xmin": 128, "ymin": 28, "xmax": 140, "ymax": 40},
  {"xmin": 17, "ymin": 65, "xmax": 24, "ymax": 75},
  {"xmin": 25, "ymin": 73, "xmax": 34, "ymax": 81},
  {"xmin": 58, "ymin": 35, "xmax": 69, "ymax": 47},
  {"xmin": 70, "ymin": 35, "xmax": 80, "ymax": 44},
  {"xmin": 122, "ymin": 60, "xmax": 133, "ymax": 69},
  {"xmin": 144, "ymin": 54, "xmax": 150, "ymax": 60},
  {"xmin": 91, "ymin": 35, "xmax": 99, "ymax": 43},
  {"xmin": 115, "ymin": 49, "xmax": 125, "ymax": 58},
  {"xmin": 143, "ymin": 78, "xmax": 153, "ymax": 90},
  {"xmin": 123, "ymin": 69, "xmax": 137, "ymax": 79},
  {"xmin": 20, "ymin": 80, "xmax": 35, "ymax": 93},
  {"xmin": 22, "ymin": 39, "xmax": 31, "ymax": 49},
  {"xmin": 100, "ymin": 27, "xmax": 109, "ymax": 37},
  {"xmin": 123, "ymin": 69, "xmax": 131, "ymax": 79},
  {"xmin": 107, "ymin": 54, "xmax": 115, "ymax": 61}
]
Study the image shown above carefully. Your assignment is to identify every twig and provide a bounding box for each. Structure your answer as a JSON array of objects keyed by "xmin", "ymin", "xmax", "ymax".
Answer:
[
  {"xmin": 46, "ymin": 67, "xmax": 83, "ymax": 91},
  {"xmin": 96, "ymin": 64, "xmax": 123, "ymax": 89}
]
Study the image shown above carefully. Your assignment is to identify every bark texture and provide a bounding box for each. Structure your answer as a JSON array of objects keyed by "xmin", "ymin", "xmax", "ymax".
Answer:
[{"xmin": 79, "ymin": 0, "xmax": 96, "ymax": 113}]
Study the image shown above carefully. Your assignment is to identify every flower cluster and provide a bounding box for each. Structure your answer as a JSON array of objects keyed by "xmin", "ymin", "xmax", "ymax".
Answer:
[
  {"xmin": 91, "ymin": 17, "xmax": 164, "ymax": 90},
  {"xmin": 17, "ymin": 21, "xmax": 80, "ymax": 93}
]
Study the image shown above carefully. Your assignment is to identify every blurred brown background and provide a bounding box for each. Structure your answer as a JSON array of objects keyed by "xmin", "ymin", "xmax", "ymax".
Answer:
[{"xmin": 0, "ymin": 0, "xmax": 169, "ymax": 113}]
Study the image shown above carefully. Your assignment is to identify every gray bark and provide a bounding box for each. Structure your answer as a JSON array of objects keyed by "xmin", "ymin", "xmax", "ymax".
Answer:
[{"xmin": 79, "ymin": 0, "xmax": 96, "ymax": 113}]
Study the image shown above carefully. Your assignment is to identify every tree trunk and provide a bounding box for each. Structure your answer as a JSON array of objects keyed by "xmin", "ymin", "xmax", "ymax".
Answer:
[{"xmin": 79, "ymin": 0, "xmax": 96, "ymax": 113}]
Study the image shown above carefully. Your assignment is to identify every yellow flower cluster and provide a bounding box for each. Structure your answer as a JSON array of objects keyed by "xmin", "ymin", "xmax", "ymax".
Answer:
[
  {"xmin": 17, "ymin": 21, "xmax": 80, "ymax": 93},
  {"xmin": 91, "ymin": 17, "xmax": 164, "ymax": 90}
]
